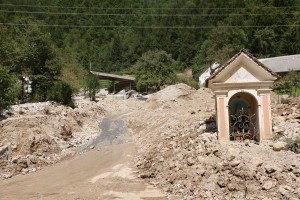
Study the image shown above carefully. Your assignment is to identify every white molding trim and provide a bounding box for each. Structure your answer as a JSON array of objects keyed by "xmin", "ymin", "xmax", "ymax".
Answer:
[
  {"xmin": 214, "ymin": 90, "xmax": 228, "ymax": 96},
  {"xmin": 211, "ymin": 81, "xmax": 274, "ymax": 90},
  {"xmin": 257, "ymin": 89, "xmax": 272, "ymax": 95}
]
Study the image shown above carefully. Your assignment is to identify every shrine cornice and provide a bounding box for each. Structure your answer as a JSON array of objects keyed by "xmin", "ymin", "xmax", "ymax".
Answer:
[{"xmin": 210, "ymin": 81, "xmax": 274, "ymax": 91}]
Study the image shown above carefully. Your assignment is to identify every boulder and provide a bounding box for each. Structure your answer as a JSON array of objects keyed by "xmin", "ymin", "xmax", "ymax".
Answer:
[
  {"xmin": 278, "ymin": 185, "xmax": 290, "ymax": 197},
  {"xmin": 273, "ymin": 141, "xmax": 287, "ymax": 151},
  {"xmin": 230, "ymin": 160, "xmax": 241, "ymax": 167},
  {"xmin": 2, "ymin": 173, "xmax": 13, "ymax": 179},
  {"xmin": 18, "ymin": 159, "xmax": 29, "ymax": 169},
  {"xmin": 273, "ymin": 126, "xmax": 284, "ymax": 134},
  {"xmin": 22, "ymin": 168, "xmax": 29, "ymax": 174},
  {"xmin": 11, "ymin": 156, "xmax": 19, "ymax": 164},
  {"xmin": 187, "ymin": 157, "xmax": 195, "ymax": 166},
  {"xmin": 262, "ymin": 180, "xmax": 274, "ymax": 190},
  {"xmin": 29, "ymin": 156, "xmax": 38, "ymax": 164},
  {"xmin": 265, "ymin": 164, "xmax": 277, "ymax": 174},
  {"xmin": 0, "ymin": 144, "xmax": 11, "ymax": 158},
  {"xmin": 251, "ymin": 157, "xmax": 264, "ymax": 167}
]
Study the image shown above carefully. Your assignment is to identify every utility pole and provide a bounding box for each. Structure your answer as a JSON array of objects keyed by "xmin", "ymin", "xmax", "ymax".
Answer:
[{"xmin": 89, "ymin": 62, "xmax": 92, "ymax": 72}]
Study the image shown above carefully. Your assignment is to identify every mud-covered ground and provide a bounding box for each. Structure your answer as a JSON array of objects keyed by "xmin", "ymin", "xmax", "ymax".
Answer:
[{"xmin": 0, "ymin": 84, "xmax": 299, "ymax": 200}]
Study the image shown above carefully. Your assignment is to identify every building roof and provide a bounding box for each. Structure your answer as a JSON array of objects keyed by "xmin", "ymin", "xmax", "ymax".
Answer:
[
  {"xmin": 259, "ymin": 54, "xmax": 300, "ymax": 73},
  {"xmin": 90, "ymin": 71, "xmax": 135, "ymax": 82},
  {"xmin": 207, "ymin": 49, "xmax": 280, "ymax": 82}
]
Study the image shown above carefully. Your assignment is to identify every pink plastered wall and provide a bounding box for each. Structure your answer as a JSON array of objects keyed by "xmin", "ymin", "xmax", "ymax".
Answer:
[
  {"xmin": 262, "ymin": 95, "xmax": 272, "ymax": 139},
  {"xmin": 218, "ymin": 98, "xmax": 227, "ymax": 140}
]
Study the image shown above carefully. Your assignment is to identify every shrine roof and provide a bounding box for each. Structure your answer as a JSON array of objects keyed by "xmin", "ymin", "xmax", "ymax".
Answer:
[{"xmin": 207, "ymin": 49, "xmax": 280, "ymax": 82}]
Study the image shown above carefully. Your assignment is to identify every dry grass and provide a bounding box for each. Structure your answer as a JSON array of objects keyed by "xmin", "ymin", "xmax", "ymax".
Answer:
[{"xmin": 59, "ymin": 64, "xmax": 88, "ymax": 92}]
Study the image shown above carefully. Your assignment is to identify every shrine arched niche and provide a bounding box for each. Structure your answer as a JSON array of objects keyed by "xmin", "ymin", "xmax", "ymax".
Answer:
[{"xmin": 228, "ymin": 92, "xmax": 259, "ymax": 142}]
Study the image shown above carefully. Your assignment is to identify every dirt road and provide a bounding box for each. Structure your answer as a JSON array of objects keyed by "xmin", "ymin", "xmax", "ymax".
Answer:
[
  {"xmin": 0, "ymin": 115, "xmax": 167, "ymax": 200},
  {"xmin": 88, "ymin": 113, "xmax": 132, "ymax": 148}
]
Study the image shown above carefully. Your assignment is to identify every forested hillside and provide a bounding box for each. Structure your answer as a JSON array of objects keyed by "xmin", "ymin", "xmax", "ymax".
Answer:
[{"xmin": 0, "ymin": 0, "xmax": 300, "ymax": 104}]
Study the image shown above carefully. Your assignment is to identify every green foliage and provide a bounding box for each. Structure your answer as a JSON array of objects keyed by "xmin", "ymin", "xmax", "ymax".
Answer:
[
  {"xmin": 60, "ymin": 64, "xmax": 88, "ymax": 92},
  {"xmin": 110, "ymin": 36, "xmax": 123, "ymax": 71},
  {"xmin": 1, "ymin": 23, "xmax": 61, "ymax": 102},
  {"xmin": 172, "ymin": 61, "xmax": 185, "ymax": 72},
  {"xmin": 191, "ymin": 54, "xmax": 209, "ymax": 81},
  {"xmin": 31, "ymin": 75, "xmax": 54, "ymax": 102},
  {"xmin": 1, "ymin": 1, "xmax": 300, "ymax": 91},
  {"xmin": 285, "ymin": 136, "xmax": 300, "ymax": 154},
  {"xmin": 99, "ymin": 80, "xmax": 112, "ymax": 89},
  {"xmin": 176, "ymin": 76, "xmax": 200, "ymax": 89},
  {"xmin": 273, "ymin": 71, "xmax": 300, "ymax": 95},
  {"xmin": 85, "ymin": 75, "xmax": 100, "ymax": 101},
  {"xmin": 191, "ymin": 27, "xmax": 248, "ymax": 80},
  {"xmin": 251, "ymin": 29, "xmax": 279, "ymax": 57},
  {"xmin": 273, "ymin": 81, "xmax": 293, "ymax": 95},
  {"xmin": 0, "ymin": 66, "xmax": 20, "ymax": 111},
  {"xmin": 133, "ymin": 50, "xmax": 177, "ymax": 91},
  {"xmin": 47, "ymin": 81, "xmax": 75, "ymax": 108}
]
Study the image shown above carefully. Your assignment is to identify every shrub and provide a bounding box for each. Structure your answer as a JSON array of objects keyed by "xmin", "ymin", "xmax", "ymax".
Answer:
[
  {"xmin": 48, "ymin": 81, "xmax": 75, "ymax": 108},
  {"xmin": 273, "ymin": 71, "xmax": 300, "ymax": 96},
  {"xmin": 176, "ymin": 76, "xmax": 199, "ymax": 89},
  {"xmin": 85, "ymin": 75, "xmax": 100, "ymax": 101},
  {"xmin": 285, "ymin": 136, "xmax": 300, "ymax": 154}
]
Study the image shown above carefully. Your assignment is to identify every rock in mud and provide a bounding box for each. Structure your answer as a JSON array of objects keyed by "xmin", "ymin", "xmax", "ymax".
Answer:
[{"xmin": 273, "ymin": 141, "xmax": 287, "ymax": 151}]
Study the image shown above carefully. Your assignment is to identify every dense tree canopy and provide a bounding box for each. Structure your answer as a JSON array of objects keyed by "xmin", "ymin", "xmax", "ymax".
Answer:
[
  {"xmin": 0, "ymin": 66, "xmax": 20, "ymax": 111},
  {"xmin": 0, "ymin": 0, "xmax": 299, "ymax": 76},
  {"xmin": 0, "ymin": 23, "xmax": 61, "ymax": 102},
  {"xmin": 0, "ymin": 0, "xmax": 300, "ymax": 107}
]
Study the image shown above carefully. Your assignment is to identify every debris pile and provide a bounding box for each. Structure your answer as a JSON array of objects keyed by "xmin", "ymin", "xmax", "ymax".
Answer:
[
  {"xmin": 135, "ymin": 128, "xmax": 300, "ymax": 199},
  {"xmin": 0, "ymin": 100, "xmax": 106, "ymax": 179},
  {"xmin": 272, "ymin": 97, "xmax": 300, "ymax": 140},
  {"xmin": 128, "ymin": 84, "xmax": 300, "ymax": 200},
  {"xmin": 0, "ymin": 82, "xmax": 299, "ymax": 199}
]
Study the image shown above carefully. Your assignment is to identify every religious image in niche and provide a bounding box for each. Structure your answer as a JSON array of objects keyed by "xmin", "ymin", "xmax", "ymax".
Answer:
[{"xmin": 229, "ymin": 99, "xmax": 252, "ymax": 141}]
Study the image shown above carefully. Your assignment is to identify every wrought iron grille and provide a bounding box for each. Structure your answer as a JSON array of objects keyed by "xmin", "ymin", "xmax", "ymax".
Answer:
[{"xmin": 229, "ymin": 107, "xmax": 257, "ymax": 141}]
